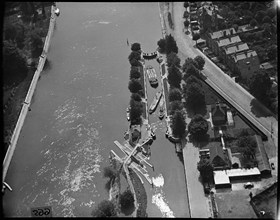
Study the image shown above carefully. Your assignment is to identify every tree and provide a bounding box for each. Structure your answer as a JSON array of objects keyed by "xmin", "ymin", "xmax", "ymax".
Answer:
[
  {"xmin": 188, "ymin": 114, "xmax": 209, "ymax": 139},
  {"xmin": 266, "ymin": 7, "xmax": 276, "ymax": 19},
  {"xmin": 262, "ymin": 23, "xmax": 272, "ymax": 38},
  {"xmin": 237, "ymin": 136, "xmax": 257, "ymax": 159},
  {"xmin": 167, "ymin": 64, "xmax": 182, "ymax": 88},
  {"xmin": 41, "ymin": 2, "xmax": 46, "ymax": 18},
  {"xmin": 168, "ymin": 87, "xmax": 182, "ymax": 102},
  {"xmin": 166, "ymin": 52, "xmax": 181, "ymax": 68},
  {"xmin": 130, "ymin": 58, "xmax": 141, "ymax": 67},
  {"xmin": 130, "ymin": 67, "xmax": 141, "ymax": 79},
  {"xmin": 91, "ymin": 200, "xmax": 117, "ymax": 217},
  {"xmin": 240, "ymin": 2, "xmax": 250, "ymax": 10},
  {"xmin": 128, "ymin": 78, "xmax": 142, "ymax": 94},
  {"xmin": 183, "ymin": 2, "xmax": 189, "ymax": 8},
  {"xmin": 131, "ymin": 42, "xmax": 141, "ymax": 51},
  {"xmin": 267, "ymin": 45, "xmax": 277, "ymax": 61},
  {"xmin": 131, "ymin": 93, "xmax": 142, "ymax": 102},
  {"xmin": 128, "ymin": 51, "xmax": 141, "ymax": 62},
  {"xmin": 254, "ymin": 10, "xmax": 266, "ymax": 23},
  {"xmin": 183, "ymin": 10, "xmax": 189, "ymax": 19},
  {"xmin": 130, "ymin": 99, "xmax": 143, "ymax": 125},
  {"xmin": 184, "ymin": 19, "xmax": 190, "ymax": 29},
  {"xmin": 169, "ymin": 100, "xmax": 183, "ymax": 115},
  {"xmin": 182, "ymin": 57, "xmax": 197, "ymax": 72},
  {"xmin": 165, "ymin": 34, "xmax": 178, "ymax": 54},
  {"xmin": 157, "ymin": 38, "xmax": 166, "ymax": 53},
  {"xmin": 184, "ymin": 75, "xmax": 202, "ymax": 86},
  {"xmin": 197, "ymin": 158, "xmax": 213, "ymax": 182},
  {"xmin": 183, "ymin": 82, "xmax": 205, "ymax": 111},
  {"xmin": 3, "ymin": 40, "xmax": 28, "ymax": 86},
  {"xmin": 183, "ymin": 63, "xmax": 200, "ymax": 80},
  {"xmin": 192, "ymin": 33, "xmax": 200, "ymax": 46},
  {"xmin": 120, "ymin": 189, "xmax": 135, "ymax": 211},
  {"xmin": 171, "ymin": 110, "xmax": 186, "ymax": 138},
  {"xmin": 262, "ymin": 15, "xmax": 271, "ymax": 24},
  {"xmin": 30, "ymin": 31, "xmax": 43, "ymax": 58},
  {"xmin": 103, "ymin": 166, "xmax": 117, "ymax": 180},
  {"xmin": 250, "ymin": 18, "xmax": 257, "ymax": 27},
  {"xmin": 249, "ymin": 70, "xmax": 272, "ymax": 105},
  {"xmin": 194, "ymin": 55, "xmax": 205, "ymax": 71}
]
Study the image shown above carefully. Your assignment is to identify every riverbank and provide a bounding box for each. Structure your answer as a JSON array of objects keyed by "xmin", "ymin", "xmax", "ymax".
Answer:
[
  {"xmin": 3, "ymin": 4, "xmax": 53, "ymax": 160},
  {"xmin": 3, "ymin": 5, "xmax": 57, "ymax": 182}
]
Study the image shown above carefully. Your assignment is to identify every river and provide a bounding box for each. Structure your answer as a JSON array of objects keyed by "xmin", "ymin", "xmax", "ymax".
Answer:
[{"xmin": 3, "ymin": 2, "xmax": 189, "ymax": 217}]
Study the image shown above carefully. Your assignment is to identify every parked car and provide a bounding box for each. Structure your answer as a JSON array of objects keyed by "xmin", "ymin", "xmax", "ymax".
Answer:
[
  {"xmin": 244, "ymin": 182, "xmax": 254, "ymax": 189},
  {"xmin": 271, "ymin": 163, "xmax": 275, "ymax": 170}
]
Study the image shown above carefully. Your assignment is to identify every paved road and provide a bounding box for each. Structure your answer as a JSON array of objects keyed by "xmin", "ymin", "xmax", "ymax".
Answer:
[{"xmin": 168, "ymin": 2, "xmax": 278, "ymax": 152}]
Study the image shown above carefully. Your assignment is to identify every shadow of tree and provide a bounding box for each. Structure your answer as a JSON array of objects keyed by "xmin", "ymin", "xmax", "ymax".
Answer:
[
  {"xmin": 250, "ymin": 98, "xmax": 274, "ymax": 118},
  {"xmin": 43, "ymin": 58, "xmax": 51, "ymax": 71},
  {"xmin": 188, "ymin": 134, "xmax": 210, "ymax": 147},
  {"xmin": 176, "ymin": 151, "xmax": 184, "ymax": 164}
]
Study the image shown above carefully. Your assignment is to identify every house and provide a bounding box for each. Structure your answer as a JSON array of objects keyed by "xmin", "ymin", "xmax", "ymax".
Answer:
[
  {"xmin": 209, "ymin": 144, "xmax": 229, "ymax": 170},
  {"xmin": 197, "ymin": 3, "xmax": 223, "ymax": 33},
  {"xmin": 212, "ymin": 35, "xmax": 241, "ymax": 56},
  {"xmin": 211, "ymin": 102, "xmax": 227, "ymax": 127},
  {"xmin": 220, "ymin": 42, "xmax": 249, "ymax": 64},
  {"xmin": 228, "ymin": 50, "xmax": 260, "ymax": 79},
  {"xmin": 205, "ymin": 28, "xmax": 237, "ymax": 51},
  {"xmin": 254, "ymin": 135, "xmax": 271, "ymax": 176}
]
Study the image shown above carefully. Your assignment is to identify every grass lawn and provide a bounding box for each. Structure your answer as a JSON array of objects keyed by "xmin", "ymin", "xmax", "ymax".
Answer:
[{"xmin": 215, "ymin": 190, "xmax": 256, "ymax": 218}]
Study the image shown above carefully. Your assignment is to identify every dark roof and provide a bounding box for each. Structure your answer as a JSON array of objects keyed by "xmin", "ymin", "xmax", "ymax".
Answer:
[
  {"xmin": 254, "ymin": 135, "xmax": 271, "ymax": 173},
  {"xmin": 211, "ymin": 103, "xmax": 227, "ymax": 126},
  {"xmin": 210, "ymin": 145, "xmax": 226, "ymax": 164}
]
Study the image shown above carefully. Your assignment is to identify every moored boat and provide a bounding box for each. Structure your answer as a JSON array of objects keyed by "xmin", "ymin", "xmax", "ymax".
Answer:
[
  {"xmin": 126, "ymin": 107, "xmax": 130, "ymax": 121},
  {"xmin": 145, "ymin": 65, "xmax": 158, "ymax": 88},
  {"xmin": 158, "ymin": 97, "xmax": 165, "ymax": 120},
  {"xmin": 149, "ymin": 91, "xmax": 162, "ymax": 114}
]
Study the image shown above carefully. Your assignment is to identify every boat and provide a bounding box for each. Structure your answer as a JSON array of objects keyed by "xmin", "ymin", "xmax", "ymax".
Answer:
[
  {"xmin": 54, "ymin": 8, "xmax": 60, "ymax": 16},
  {"xmin": 145, "ymin": 65, "xmax": 158, "ymax": 88},
  {"xmin": 149, "ymin": 91, "xmax": 162, "ymax": 114},
  {"xmin": 126, "ymin": 107, "xmax": 130, "ymax": 121},
  {"xmin": 158, "ymin": 97, "xmax": 165, "ymax": 120}
]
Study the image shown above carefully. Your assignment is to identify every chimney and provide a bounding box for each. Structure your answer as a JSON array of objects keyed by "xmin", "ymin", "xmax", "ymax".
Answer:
[
  {"xmin": 224, "ymin": 30, "xmax": 226, "ymax": 36},
  {"xmin": 245, "ymin": 50, "xmax": 247, "ymax": 57}
]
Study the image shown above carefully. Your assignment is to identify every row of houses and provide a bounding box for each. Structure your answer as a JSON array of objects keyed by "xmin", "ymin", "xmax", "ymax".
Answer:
[{"xmin": 189, "ymin": 2, "xmax": 262, "ymax": 80}]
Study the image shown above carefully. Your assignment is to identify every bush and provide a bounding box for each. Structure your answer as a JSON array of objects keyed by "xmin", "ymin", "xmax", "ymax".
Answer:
[
  {"xmin": 120, "ymin": 189, "xmax": 135, "ymax": 211},
  {"xmin": 91, "ymin": 200, "xmax": 117, "ymax": 217},
  {"xmin": 188, "ymin": 114, "xmax": 209, "ymax": 139}
]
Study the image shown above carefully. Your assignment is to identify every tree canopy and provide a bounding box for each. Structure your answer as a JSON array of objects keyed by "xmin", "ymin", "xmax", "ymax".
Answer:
[
  {"xmin": 166, "ymin": 52, "xmax": 181, "ymax": 68},
  {"xmin": 183, "ymin": 83, "xmax": 205, "ymax": 111},
  {"xmin": 91, "ymin": 200, "xmax": 117, "ymax": 217},
  {"xmin": 3, "ymin": 40, "xmax": 28, "ymax": 86},
  {"xmin": 192, "ymin": 33, "xmax": 200, "ymax": 45},
  {"xmin": 194, "ymin": 55, "xmax": 205, "ymax": 71},
  {"xmin": 130, "ymin": 67, "xmax": 141, "ymax": 79},
  {"xmin": 168, "ymin": 87, "xmax": 182, "ymax": 102},
  {"xmin": 171, "ymin": 110, "xmax": 186, "ymax": 138},
  {"xmin": 165, "ymin": 34, "xmax": 178, "ymax": 54},
  {"xmin": 120, "ymin": 189, "xmax": 135, "ymax": 212},
  {"xmin": 250, "ymin": 18, "xmax": 257, "ymax": 27},
  {"xmin": 249, "ymin": 70, "xmax": 272, "ymax": 105},
  {"xmin": 103, "ymin": 166, "xmax": 117, "ymax": 180},
  {"xmin": 188, "ymin": 114, "xmax": 209, "ymax": 139},
  {"xmin": 131, "ymin": 42, "xmax": 141, "ymax": 51},
  {"xmin": 267, "ymin": 44, "xmax": 277, "ymax": 61},
  {"xmin": 183, "ymin": 63, "xmax": 200, "ymax": 80},
  {"xmin": 157, "ymin": 38, "xmax": 166, "ymax": 53},
  {"xmin": 169, "ymin": 100, "xmax": 184, "ymax": 116},
  {"xmin": 184, "ymin": 75, "xmax": 202, "ymax": 86},
  {"xmin": 167, "ymin": 64, "xmax": 182, "ymax": 89},
  {"xmin": 130, "ymin": 99, "xmax": 143, "ymax": 125},
  {"xmin": 128, "ymin": 51, "xmax": 141, "ymax": 62},
  {"xmin": 128, "ymin": 78, "xmax": 143, "ymax": 94},
  {"xmin": 197, "ymin": 158, "xmax": 214, "ymax": 182},
  {"xmin": 131, "ymin": 93, "xmax": 142, "ymax": 102}
]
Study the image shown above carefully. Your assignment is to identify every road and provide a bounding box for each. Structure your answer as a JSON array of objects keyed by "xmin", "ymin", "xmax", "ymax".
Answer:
[{"xmin": 168, "ymin": 2, "xmax": 278, "ymax": 152}]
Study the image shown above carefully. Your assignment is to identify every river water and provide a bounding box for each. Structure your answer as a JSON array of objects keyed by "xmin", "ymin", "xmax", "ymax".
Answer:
[{"xmin": 3, "ymin": 3, "xmax": 189, "ymax": 217}]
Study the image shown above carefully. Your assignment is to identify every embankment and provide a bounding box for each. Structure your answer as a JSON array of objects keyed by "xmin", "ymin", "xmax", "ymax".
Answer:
[{"xmin": 3, "ymin": 5, "xmax": 57, "ymax": 182}]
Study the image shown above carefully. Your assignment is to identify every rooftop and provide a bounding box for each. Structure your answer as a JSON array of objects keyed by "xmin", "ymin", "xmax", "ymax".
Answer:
[
  {"xmin": 232, "ymin": 50, "xmax": 258, "ymax": 62},
  {"xmin": 217, "ymin": 35, "xmax": 241, "ymax": 48},
  {"xmin": 254, "ymin": 135, "xmax": 271, "ymax": 173},
  {"xmin": 223, "ymin": 42, "xmax": 249, "ymax": 55},
  {"xmin": 209, "ymin": 28, "xmax": 236, "ymax": 40}
]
